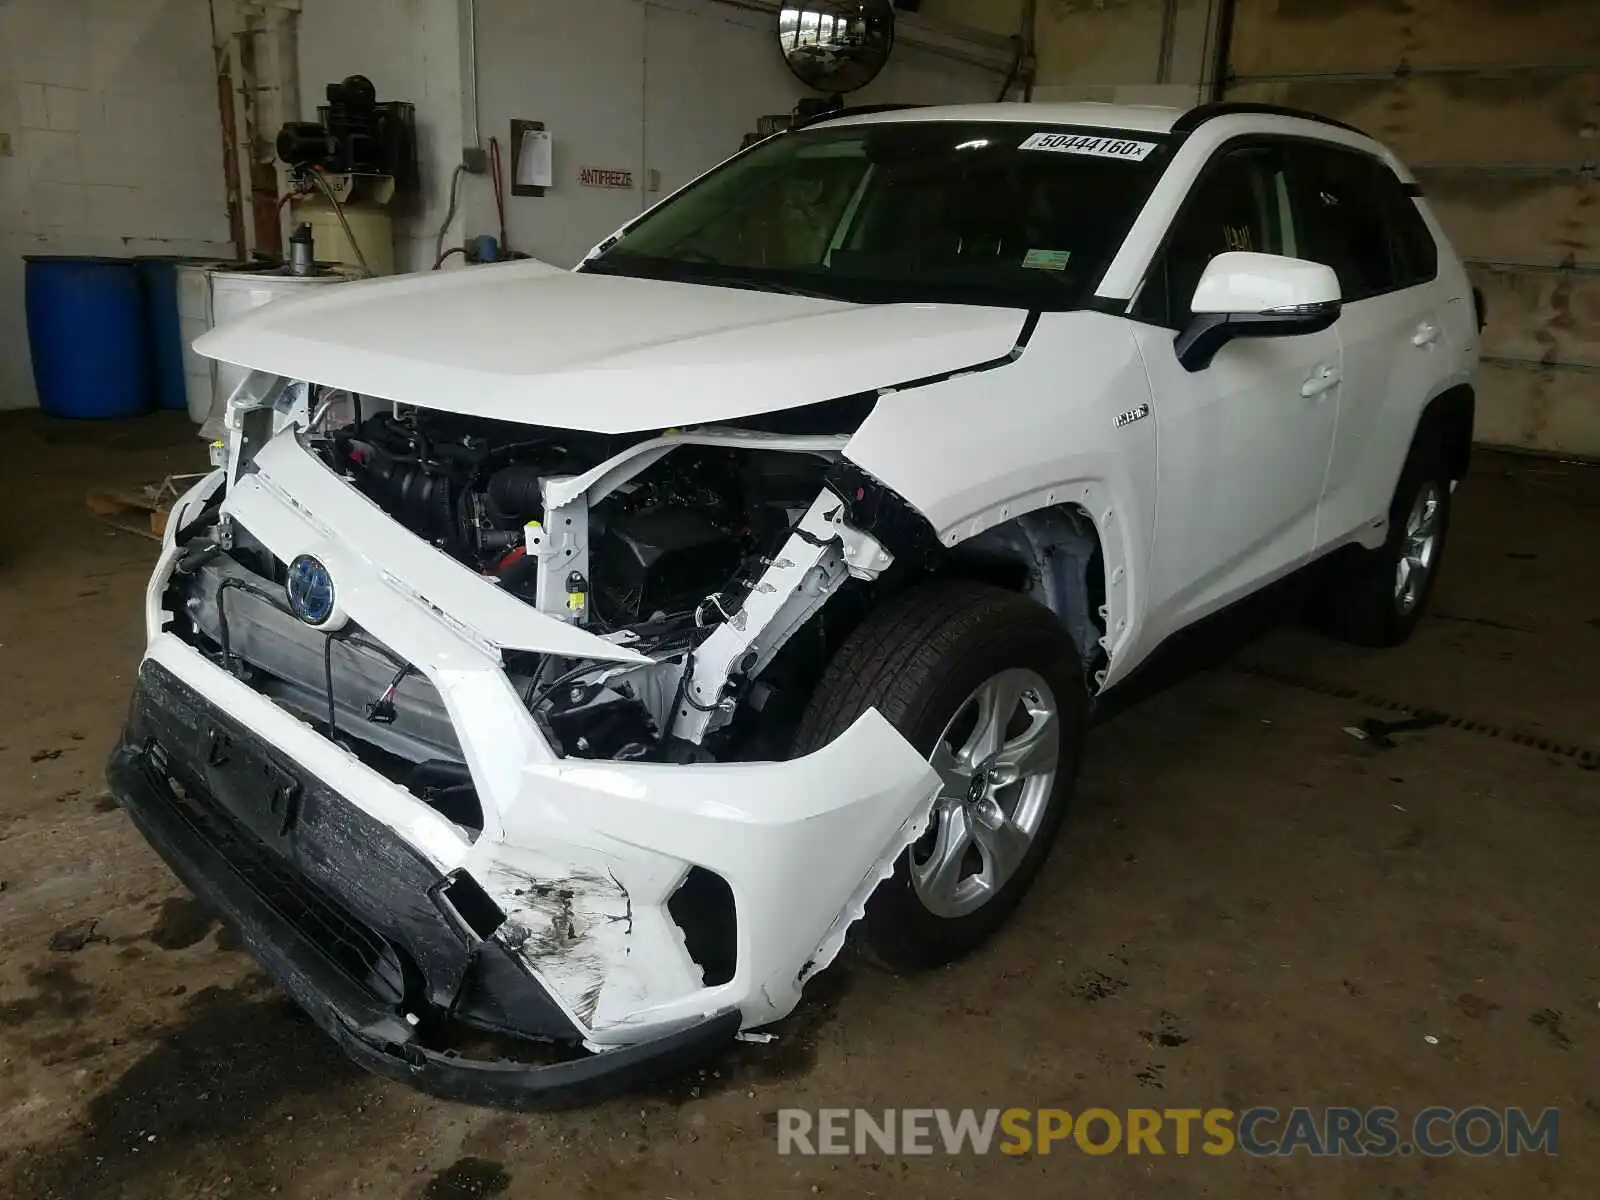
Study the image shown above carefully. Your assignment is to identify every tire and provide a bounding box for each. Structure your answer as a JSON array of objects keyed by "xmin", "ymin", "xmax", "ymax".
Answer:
[
  {"xmin": 791, "ymin": 580, "xmax": 1087, "ymax": 970},
  {"xmin": 1314, "ymin": 435, "xmax": 1453, "ymax": 647}
]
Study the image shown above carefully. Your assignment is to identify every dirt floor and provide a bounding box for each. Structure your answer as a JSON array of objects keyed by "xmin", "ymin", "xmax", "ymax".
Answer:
[{"xmin": 0, "ymin": 409, "xmax": 1595, "ymax": 1199}]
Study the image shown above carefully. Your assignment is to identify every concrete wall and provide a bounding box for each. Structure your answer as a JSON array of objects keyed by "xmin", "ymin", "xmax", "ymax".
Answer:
[
  {"xmin": 0, "ymin": 0, "xmax": 235, "ymax": 410},
  {"xmin": 297, "ymin": 0, "xmax": 464, "ymax": 273}
]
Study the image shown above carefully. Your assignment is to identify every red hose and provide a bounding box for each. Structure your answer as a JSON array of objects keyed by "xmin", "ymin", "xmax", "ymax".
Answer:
[{"xmin": 490, "ymin": 136, "xmax": 509, "ymax": 251}]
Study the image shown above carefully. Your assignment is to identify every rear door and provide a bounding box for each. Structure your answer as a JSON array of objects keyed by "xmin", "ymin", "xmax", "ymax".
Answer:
[
  {"xmin": 1285, "ymin": 143, "xmax": 1450, "ymax": 547},
  {"xmin": 1131, "ymin": 141, "xmax": 1343, "ymax": 639}
]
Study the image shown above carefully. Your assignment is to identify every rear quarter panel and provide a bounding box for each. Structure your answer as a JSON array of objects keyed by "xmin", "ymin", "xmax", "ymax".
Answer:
[{"xmin": 1322, "ymin": 195, "xmax": 1479, "ymax": 549}]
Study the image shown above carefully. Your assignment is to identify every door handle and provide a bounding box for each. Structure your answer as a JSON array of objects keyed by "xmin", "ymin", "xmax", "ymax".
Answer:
[
  {"xmin": 1301, "ymin": 366, "xmax": 1341, "ymax": 398},
  {"xmin": 1412, "ymin": 322, "xmax": 1440, "ymax": 347}
]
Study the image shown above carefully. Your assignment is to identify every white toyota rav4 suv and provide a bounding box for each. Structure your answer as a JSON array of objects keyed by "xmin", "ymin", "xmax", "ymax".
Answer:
[{"xmin": 111, "ymin": 101, "xmax": 1478, "ymax": 1105}]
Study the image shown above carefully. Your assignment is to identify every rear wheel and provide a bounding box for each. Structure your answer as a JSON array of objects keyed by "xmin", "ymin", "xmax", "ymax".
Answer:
[
  {"xmin": 791, "ymin": 581, "xmax": 1087, "ymax": 969},
  {"xmin": 1315, "ymin": 437, "xmax": 1453, "ymax": 647}
]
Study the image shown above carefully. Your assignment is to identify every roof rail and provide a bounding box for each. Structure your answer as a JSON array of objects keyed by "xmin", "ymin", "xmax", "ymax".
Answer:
[
  {"xmin": 1171, "ymin": 101, "xmax": 1368, "ymax": 138},
  {"xmin": 795, "ymin": 103, "xmax": 927, "ymax": 129}
]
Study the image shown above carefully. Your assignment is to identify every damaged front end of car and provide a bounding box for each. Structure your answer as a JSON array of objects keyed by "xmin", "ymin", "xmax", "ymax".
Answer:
[{"xmin": 108, "ymin": 371, "xmax": 942, "ymax": 1107}]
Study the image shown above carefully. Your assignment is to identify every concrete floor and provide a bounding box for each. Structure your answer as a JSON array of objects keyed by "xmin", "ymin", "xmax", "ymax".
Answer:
[{"xmin": 0, "ymin": 409, "xmax": 1595, "ymax": 1199}]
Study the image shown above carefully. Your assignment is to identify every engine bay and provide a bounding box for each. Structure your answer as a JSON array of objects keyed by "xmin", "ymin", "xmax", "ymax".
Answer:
[
  {"xmin": 157, "ymin": 374, "xmax": 913, "ymax": 833},
  {"xmin": 154, "ymin": 386, "xmax": 899, "ymax": 790},
  {"xmin": 322, "ymin": 407, "xmax": 831, "ymax": 633}
]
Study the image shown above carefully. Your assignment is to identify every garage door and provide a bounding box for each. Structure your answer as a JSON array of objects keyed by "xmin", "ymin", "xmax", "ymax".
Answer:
[{"xmin": 1223, "ymin": 0, "xmax": 1599, "ymax": 457}]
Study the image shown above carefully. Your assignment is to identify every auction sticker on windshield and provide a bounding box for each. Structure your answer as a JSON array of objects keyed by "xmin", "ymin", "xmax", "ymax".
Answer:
[{"xmin": 1019, "ymin": 132, "xmax": 1157, "ymax": 161}]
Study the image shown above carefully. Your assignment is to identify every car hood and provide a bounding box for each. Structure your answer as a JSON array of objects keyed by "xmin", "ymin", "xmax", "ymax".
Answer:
[{"xmin": 194, "ymin": 259, "xmax": 1031, "ymax": 433}]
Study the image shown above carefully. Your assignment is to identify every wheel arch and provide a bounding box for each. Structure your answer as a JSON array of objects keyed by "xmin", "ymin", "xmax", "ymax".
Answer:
[
  {"xmin": 942, "ymin": 503, "xmax": 1112, "ymax": 686},
  {"xmin": 825, "ymin": 462, "xmax": 1130, "ymax": 692},
  {"xmin": 1417, "ymin": 383, "xmax": 1476, "ymax": 481}
]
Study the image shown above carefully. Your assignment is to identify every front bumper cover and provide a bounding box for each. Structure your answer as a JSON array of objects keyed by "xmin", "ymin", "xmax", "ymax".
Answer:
[
  {"xmin": 132, "ymin": 450, "xmax": 940, "ymax": 1074},
  {"xmin": 109, "ymin": 661, "xmax": 740, "ymax": 1108}
]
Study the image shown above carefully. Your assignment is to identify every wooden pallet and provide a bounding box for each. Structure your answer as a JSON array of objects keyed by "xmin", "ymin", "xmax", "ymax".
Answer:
[{"xmin": 85, "ymin": 474, "xmax": 207, "ymax": 541}]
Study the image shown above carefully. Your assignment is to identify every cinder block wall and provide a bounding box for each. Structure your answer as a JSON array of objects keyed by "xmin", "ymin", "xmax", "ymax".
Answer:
[{"xmin": 0, "ymin": 0, "xmax": 235, "ymax": 411}]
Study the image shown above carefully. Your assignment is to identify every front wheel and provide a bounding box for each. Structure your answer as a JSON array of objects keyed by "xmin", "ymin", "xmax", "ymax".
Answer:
[{"xmin": 791, "ymin": 581, "xmax": 1088, "ymax": 969}]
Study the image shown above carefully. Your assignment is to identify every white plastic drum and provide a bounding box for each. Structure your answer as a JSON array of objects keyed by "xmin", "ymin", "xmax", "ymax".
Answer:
[
  {"xmin": 202, "ymin": 269, "xmax": 347, "ymax": 438},
  {"xmin": 176, "ymin": 261, "xmax": 227, "ymax": 424}
]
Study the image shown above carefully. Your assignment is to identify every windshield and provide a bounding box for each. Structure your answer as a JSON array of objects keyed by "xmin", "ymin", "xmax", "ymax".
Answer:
[{"xmin": 583, "ymin": 121, "xmax": 1171, "ymax": 309}]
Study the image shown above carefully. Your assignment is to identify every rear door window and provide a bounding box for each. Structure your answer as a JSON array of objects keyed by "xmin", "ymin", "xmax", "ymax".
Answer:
[{"xmin": 1289, "ymin": 145, "xmax": 1411, "ymax": 301}]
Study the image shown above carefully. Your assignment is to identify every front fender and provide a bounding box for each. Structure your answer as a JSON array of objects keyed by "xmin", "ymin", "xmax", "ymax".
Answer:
[{"xmin": 842, "ymin": 311, "xmax": 1159, "ymax": 687}]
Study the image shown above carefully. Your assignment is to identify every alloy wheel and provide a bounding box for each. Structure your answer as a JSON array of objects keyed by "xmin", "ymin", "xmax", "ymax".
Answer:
[
  {"xmin": 912, "ymin": 668, "xmax": 1061, "ymax": 919},
  {"xmin": 1395, "ymin": 481, "xmax": 1443, "ymax": 615}
]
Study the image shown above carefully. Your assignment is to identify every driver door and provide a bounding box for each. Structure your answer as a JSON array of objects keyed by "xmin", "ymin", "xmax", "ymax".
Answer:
[{"xmin": 1131, "ymin": 142, "xmax": 1343, "ymax": 641}]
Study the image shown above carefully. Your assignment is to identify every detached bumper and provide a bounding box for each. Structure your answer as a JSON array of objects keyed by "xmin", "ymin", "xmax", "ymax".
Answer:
[{"xmin": 109, "ymin": 662, "xmax": 740, "ymax": 1109}]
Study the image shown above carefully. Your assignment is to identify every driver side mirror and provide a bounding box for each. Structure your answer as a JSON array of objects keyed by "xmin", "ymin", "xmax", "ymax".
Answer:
[{"xmin": 1175, "ymin": 252, "xmax": 1342, "ymax": 372}]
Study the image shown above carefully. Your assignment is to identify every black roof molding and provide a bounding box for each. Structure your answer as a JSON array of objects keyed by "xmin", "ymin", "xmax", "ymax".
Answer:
[
  {"xmin": 796, "ymin": 103, "xmax": 928, "ymax": 129},
  {"xmin": 1171, "ymin": 101, "xmax": 1368, "ymax": 138}
]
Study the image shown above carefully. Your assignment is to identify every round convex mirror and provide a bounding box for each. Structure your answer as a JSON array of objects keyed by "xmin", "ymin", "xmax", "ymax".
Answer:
[{"xmin": 779, "ymin": 1, "xmax": 896, "ymax": 95}]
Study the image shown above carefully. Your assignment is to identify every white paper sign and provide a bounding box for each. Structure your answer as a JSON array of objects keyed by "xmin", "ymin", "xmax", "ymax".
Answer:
[
  {"xmin": 1018, "ymin": 132, "xmax": 1157, "ymax": 161},
  {"xmin": 517, "ymin": 128, "xmax": 553, "ymax": 188}
]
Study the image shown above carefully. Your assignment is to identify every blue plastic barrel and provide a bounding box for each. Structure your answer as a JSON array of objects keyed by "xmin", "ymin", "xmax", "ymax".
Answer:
[
  {"xmin": 135, "ymin": 257, "xmax": 189, "ymax": 411},
  {"xmin": 24, "ymin": 256, "xmax": 154, "ymax": 419}
]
